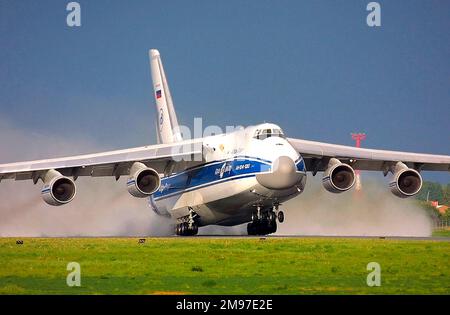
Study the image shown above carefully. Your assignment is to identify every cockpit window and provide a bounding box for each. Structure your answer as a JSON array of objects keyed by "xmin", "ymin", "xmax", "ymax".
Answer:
[{"xmin": 254, "ymin": 128, "xmax": 285, "ymax": 140}]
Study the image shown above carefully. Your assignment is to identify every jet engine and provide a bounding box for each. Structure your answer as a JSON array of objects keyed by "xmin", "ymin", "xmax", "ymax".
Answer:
[
  {"xmin": 322, "ymin": 158, "xmax": 356, "ymax": 193},
  {"xmin": 127, "ymin": 162, "xmax": 161, "ymax": 198},
  {"xmin": 41, "ymin": 169, "xmax": 76, "ymax": 206},
  {"xmin": 389, "ymin": 162, "xmax": 422, "ymax": 198}
]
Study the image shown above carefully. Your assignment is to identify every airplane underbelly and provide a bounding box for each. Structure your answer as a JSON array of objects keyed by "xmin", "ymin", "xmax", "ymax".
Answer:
[
  {"xmin": 154, "ymin": 176, "xmax": 257, "ymax": 223},
  {"xmin": 153, "ymin": 173, "xmax": 306, "ymax": 226}
]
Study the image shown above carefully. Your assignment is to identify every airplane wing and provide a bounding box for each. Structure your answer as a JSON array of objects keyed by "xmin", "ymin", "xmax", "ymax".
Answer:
[
  {"xmin": 287, "ymin": 138, "xmax": 450, "ymax": 174},
  {"xmin": 0, "ymin": 139, "xmax": 204, "ymax": 183}
]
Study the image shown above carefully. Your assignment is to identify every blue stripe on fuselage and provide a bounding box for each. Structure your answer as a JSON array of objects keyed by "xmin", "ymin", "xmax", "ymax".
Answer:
[
  {"xmin": 153, "ymin": 157, "xmax": 271, "ymax": 201},
  {"xmin": 152, "ymin": 155, "xmax": 306, "ymax": 201},
  {"xmin": 162, "ymin": 155, "xmax": 273, "ymax": 180}
]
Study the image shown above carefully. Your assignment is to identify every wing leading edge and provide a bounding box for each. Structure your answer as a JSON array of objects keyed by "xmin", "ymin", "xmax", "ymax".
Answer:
[
  {"xmin": 0, "ymin": 139, "xmax": 204, "ymax": 183},
  {"xmin": 287, "ymin": 137, "xmax": 450, "ymax": 174}
]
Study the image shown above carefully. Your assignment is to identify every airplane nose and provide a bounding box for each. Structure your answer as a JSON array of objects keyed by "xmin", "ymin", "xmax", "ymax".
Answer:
[{"xmin": 256, "ymin": 156, "xmax": 302, "ymax": 190}]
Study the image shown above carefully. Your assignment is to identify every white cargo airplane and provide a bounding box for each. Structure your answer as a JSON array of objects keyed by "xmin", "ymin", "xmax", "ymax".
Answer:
[{"xmin": 1, "ymin": 49, "xmax": 449, "ymax": 236}]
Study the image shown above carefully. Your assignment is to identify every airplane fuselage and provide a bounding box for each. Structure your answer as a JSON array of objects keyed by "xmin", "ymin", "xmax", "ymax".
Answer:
[{"xmin": 150, "ymin": 123, "xmax": 307, "ymax": 227}]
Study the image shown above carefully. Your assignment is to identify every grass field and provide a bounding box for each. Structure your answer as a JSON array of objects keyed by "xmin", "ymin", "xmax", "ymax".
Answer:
[
  {"xmin": 432, "ymin": 228, "xmax": 450, "ymax": 237},
  {"xmin": 0, "ymin": 237, "xmax": 449, "ymax": 294}
]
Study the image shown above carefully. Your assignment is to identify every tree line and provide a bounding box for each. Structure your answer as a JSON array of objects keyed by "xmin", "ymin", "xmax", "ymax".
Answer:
[
  {"xmin": 415, "ymin": 181, "xmax": 450, "ymax": 205},
  {"xmin": 415, "ymin": 181, "xmax": 450, "ymax": 224}
]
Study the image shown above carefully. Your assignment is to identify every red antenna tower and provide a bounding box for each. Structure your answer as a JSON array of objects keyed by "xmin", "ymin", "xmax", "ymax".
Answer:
[
  {"xmin": 351, "ymin": 133, "xmax": 366, "ymax": 191},
  {"xmin": 351, "ymin": 133, "xmax": 366, "ymax": 148}
]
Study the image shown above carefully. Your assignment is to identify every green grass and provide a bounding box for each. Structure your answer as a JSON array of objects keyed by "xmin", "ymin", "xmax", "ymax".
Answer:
[
  {"xmin": 0, "ymin": 237, "xmax": 449, "ymax": 294},
  {"xmin": 432, "ymin": 229, "xmax": 450, "ymax": 237}
]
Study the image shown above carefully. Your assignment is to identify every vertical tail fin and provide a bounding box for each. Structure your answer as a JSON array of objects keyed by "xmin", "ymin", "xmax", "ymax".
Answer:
[{"xmin": 149, "ymin": 49, "xmax": 182, "ymax": 144}]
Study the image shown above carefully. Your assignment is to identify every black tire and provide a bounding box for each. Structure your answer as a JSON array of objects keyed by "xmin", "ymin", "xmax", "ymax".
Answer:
[
  {"xmin": 277, "ymin": 211, "xmax": 285, "ymax": 223},
  {"xmin": 192, "ymin": 224, "xmax": 199, "ymax": 235},
  {"xmin": 256, "ymin": 224, "xmax": 266, "ymax": 236},
  {"xmin": 269, "ymin": 221, "xmax": 277, "ymax": 234},
  {"xmin": 179, "ymin": 224, "xmax": 184, "ymax": 235},
  {"xmin": 247, "ymin": 223, "xmax": 255, "ymax": 235},
  {"xmin": 179, "ymin": 223, "xmax": 184, "ymax": 235},
  {"xmin": 268, "ymin": 212, "xmax": 276, "ymax": 225},
  {"xmin": 184, "ymin": 222, "xmax": 191, "ymax": 236}
]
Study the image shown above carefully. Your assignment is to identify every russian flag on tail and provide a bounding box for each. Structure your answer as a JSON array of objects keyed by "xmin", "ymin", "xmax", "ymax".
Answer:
[{"xmin": 156, "ymin": 90, "xmax": 162, "ymax": 99}]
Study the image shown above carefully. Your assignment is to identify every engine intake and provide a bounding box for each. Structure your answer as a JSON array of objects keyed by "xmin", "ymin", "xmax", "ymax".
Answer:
[
  {"xmin": 41, "ymin": 169, "xmax": 76, "ymax": 206},
  {"xmin": 323, "ymin": 158, "xmax": 356, "ymax": 193},
  {"xmin": 389, "ymin": 162, "xmax": 422, "ymax": 198},
  {"xmin": 127, "ymin": 162, "xmax": 161, "ymax": 198}
]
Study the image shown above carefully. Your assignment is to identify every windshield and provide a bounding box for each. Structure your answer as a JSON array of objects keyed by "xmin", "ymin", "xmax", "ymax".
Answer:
[{"xmin": 254, "ymin": 128, "xmax": 285, "ymax": 140}]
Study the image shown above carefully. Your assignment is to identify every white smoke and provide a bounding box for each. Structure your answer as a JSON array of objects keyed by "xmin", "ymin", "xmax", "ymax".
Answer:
[
  {"xmin": 197, "ymin": 176, "xmax": 432, "ymax": 237},
  {"xmin": 198, "ymin": 224, "xmax": 247, "ymax": 235},
  {"xmin": 277, "ymin": 176, "xmax": 432, "ymax": 237},
  {"xmin": 0, "ymin": 118, "xmax": 172, "ymax": 237}
]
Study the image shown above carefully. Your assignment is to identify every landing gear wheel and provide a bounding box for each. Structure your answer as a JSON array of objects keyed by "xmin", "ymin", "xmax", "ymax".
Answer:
[
  {"xmin": 247, "ymin": 223, "xmax": 255, "ymax": 235},
  {"xmin": 248, "ymin": 213, "xmax": 278, "ymax": 236},
  {"xmin": 268, "ymin": 211, "xmax": 276, "ymax": 224},
  {"xmin": 179, "ymin": 223, "xmax": 186, "ymax": 236},
  {"xmin": 192, "ymin": 223, "xmax": 198, "ymax": 236},
  {"xmin": 259, "ymin": 225, "xmax": 266, "ymax": 235},
  {"xmin": 269, "ymin": 221, "xmax": 277, "ymax": 234},
  {"xmin": 277, "ymin": 211, "xmax": 284, "ymax": 223},
  {"xmin": 176, "ymin": 222, "xmax": 199, "ymax": 236}
]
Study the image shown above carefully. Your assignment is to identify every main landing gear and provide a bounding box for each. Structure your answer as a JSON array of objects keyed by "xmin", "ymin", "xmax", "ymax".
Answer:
[
  {"xmin": 247, "ymin": 206, "xmax": 285, "ymax": 236},
  {"xmin": 176, "ymin": 208, "xmax": 199, "ymax": 236}
]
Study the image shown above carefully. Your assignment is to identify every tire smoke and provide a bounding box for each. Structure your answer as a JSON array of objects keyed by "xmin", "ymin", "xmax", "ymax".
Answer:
[
  {"xmin": 0, "ymin": 119, "xmax": 172, "ymax": 237},
  {"xmin": 277, "ymin": 176, "xmax": 432, "ymax": 237}
]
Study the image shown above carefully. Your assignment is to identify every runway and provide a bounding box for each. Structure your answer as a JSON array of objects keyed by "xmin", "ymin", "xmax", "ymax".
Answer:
[
  {"xmin": 179, "ymin": 235, "xmax": 450, "ymax": 241},
  {"xmin": 18, "ymin": 235, "xmax": 449, "ymax": 241}
]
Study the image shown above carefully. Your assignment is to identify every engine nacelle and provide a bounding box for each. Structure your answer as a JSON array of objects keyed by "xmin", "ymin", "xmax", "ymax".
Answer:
[
  {"xmin": 389, "ymin": 162, "xmax": 422, "ymax": 198},
  {"xmin": 127, "ymin": 162, "xmax": 161, "ymax": 198},
  {"xmin": 41, "ymin": 169, "xmax": 76, "ymax": 206},
  {"xmin": 322, "ymin": 158, "xmax": 356, "ymax": 193}
]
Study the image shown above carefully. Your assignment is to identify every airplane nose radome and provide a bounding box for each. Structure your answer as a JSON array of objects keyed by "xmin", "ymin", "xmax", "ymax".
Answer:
[{"xmin": 256, "ymin": 156, "xmax": 302, "ymax": 190}]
